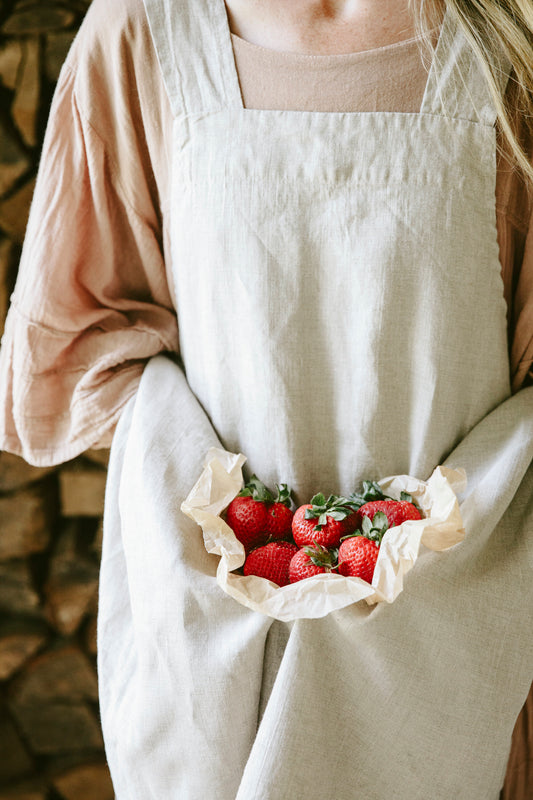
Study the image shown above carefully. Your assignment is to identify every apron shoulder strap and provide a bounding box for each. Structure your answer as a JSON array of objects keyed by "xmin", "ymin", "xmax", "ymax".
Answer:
[
  {"xmin": 420, "ymin": 9, "xmax": 511, "ymax": 127},
  {"xmin": 142, "ymin": 0, "xmax": 243, "ymax": 117}
]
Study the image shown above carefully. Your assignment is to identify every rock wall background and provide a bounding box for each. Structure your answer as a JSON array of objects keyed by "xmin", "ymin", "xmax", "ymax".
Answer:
[{"xmin": 0, "ymin": 2, "xmax": 114, "ymax": 797}]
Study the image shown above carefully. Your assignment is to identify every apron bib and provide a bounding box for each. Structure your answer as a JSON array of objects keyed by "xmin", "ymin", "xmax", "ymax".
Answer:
[
  {"xmin": 97, "ymin": 2, "xmax": 533, "ymax": 797},
  {"xmin": 164, "ymin": 1, "xmax": 512, "ymax": 500}
]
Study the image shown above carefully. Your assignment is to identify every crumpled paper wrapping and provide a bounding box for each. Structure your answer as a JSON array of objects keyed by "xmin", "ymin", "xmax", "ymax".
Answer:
[{"xmin": 181, "ymin": 448, "xmax": 467, "ymax": 621}]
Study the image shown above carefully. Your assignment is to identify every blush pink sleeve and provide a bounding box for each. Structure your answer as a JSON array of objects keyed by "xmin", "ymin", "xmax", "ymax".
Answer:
[
  {"xmin": 496, "ymin": 83, "xmax": 533, "ymax": 394},
  {"xmin": 0, "ymin": 57, "xmax": 178, "ymax": 466},
  {"xmin": 510, "ymin": 208, "xmax": 533, "ymax": 391}
]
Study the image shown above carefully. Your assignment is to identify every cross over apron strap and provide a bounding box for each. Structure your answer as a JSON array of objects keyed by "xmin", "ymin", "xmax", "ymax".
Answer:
[
  {"xmin": 420, "ymin": 11, "xmax": 511, "ymax": 126},
  {"xmin": 142, "ymin": 0, "xmax": 510, "ymax": 124},
  {"xmin": 142, "ymin": 0, "xmax": 242, "ymax": 115}
]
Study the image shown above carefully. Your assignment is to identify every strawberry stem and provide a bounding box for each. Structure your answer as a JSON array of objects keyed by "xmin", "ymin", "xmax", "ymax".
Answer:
[
  {"xmin": 304, "ymin": 494, "xmax": 355, "ymax": 530},
  {"xmin": 346, "ymin": 481, "xmax": 415, "ymax": 510},
  {"xmin": 238, "ymin": 475, "xmax": 294, "ymax": 508},
  {"xmin": 341, "ymin": 512, "xmax": 389, "ymax": 546},
  {"xmin": 275, "ymin": 483, "xmax": 293, "ymax": 508},
  {"xmin": 304, "ymin": 542, "xmax": 339, "ymax": 569}
]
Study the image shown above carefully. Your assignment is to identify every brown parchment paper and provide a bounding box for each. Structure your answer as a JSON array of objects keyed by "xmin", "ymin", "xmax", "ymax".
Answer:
[{"xmin": 181, "ymin": 448, "xmax": 467, "ymax": 621}]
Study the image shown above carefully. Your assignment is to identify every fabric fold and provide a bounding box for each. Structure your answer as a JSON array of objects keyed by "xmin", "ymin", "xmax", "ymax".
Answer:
[
  {"xmin": 98, "ymin": 356, "xmax": 274, "ymax": 799},
  {"xmin": 99, "ymin": 356, "xmax": 533, "ymax": 800}
]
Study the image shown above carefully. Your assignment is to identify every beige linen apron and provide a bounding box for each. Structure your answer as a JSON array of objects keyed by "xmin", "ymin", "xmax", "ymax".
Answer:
[{"xmin": 97, "ymin": 1, "xmax": 533, "ymax": 797}]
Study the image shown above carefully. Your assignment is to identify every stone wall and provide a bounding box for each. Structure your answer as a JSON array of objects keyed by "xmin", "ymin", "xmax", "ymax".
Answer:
[{"xmin": 0, "ymin": 2, "xmax": 114, "ymax": 798}]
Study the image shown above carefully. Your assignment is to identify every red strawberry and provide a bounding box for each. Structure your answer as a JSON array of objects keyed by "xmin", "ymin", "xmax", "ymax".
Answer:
[
  {"xmin": 289, "ymin": 544, "xmax": 338, "ymax": 583},
  {"xmin": 337, "ymin": 536, "xmax": 379, "ymax": 583},
  {"xmin": 226, "ymin": 475, "xmax": 293, "ymax": 552},
  {"xmin": 265, "ymin": 501, "xmax": 294, "ymax": 541},
  {"xmin": 243, "ymin": 541, "xmax": 299, "ymax": 587},
  {"xmin": 292, "ymin": 494, "xmax": 358, "ymax": 549},
  {"xmin": 355, "ymin": 499, "xmax": 421, "ymax": 532}
]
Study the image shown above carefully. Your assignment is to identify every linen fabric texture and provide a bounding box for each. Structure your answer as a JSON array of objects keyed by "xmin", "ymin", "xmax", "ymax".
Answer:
[
  {"xmin": 103, "ymin": 356, "xmax": 533, "ymax": 799},
  {"xmin": 0, "ymin": 0, "xmax": 532, "ymax": 467},
  {"xmin": 96, "ymin": 1, "xmax": 533, "ymax": 798}
]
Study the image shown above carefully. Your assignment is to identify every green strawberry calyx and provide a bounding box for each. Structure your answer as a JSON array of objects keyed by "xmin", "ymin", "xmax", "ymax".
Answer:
[
  {"xmin": 399, "ymin": 491, "xmax": 415, "ymax": 503},
  {"xmin": 238, "ymin": 474, "xmax": 293, "ymax": 508},
  {"xmin": 304, "ymin": 494, "xmax": 355, "ymax": 530},
  {"xmin": 341, "ymin": 512, "xmax": 389, "ymax": 546},
  {"xmin": 303, "ymin": 542, "xmax": 339, "ymax": 569},
  {"xmin": 346, "ymin": 481, "xmax": 415, "ymax": 510}
]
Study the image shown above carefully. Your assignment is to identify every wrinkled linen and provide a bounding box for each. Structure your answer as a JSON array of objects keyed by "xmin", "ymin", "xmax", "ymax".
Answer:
[
  {"xmin": 100, "ymin": 356, "xmax": 533, "ymax": 799},
  {"xmin": 94, "ymin": 1, "xmax": 533, "ymax": 797},
  {"xmin": 0, "ymin": 0, "xmax": 532, "ymax": 466}
]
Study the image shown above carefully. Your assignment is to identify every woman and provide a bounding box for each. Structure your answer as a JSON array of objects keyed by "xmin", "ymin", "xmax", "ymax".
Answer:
[{"xmin": 0, "ymin": 0, "xmax": 532, "ymax": 797}]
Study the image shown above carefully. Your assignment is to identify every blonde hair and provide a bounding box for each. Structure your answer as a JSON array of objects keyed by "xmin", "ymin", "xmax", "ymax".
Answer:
[{"xmin": 410, "ymin": 0, "xmax": 533, "ymax": 185}]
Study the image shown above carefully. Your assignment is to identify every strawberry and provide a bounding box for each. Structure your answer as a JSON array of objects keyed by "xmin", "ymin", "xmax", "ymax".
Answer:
[
  {"xmin": 289, "ymin": 543, "xmax": 338, "ymax": 583},
  {"xmin": 355, "ymin": 499, "xmax": 421, "ymax": 532},
  {"xmin": 337, "ymin": 508, "xmax": 389, "ymax": 583},
  {"xmin": 243, "ymin": 541, "xmax": 299, "ymax": 587},
  {"xmin": 265, "ymin": 496, "xmax": 294, "ymax": 541},
  {"xmin": 337, "ymin": 536, "xmax": 379, "ymax": 583},
  {"xmin": 226, "ymin": 475, "xmax": 293, "ymax": 552},
  {"xmin": 292, "ymin": 494, "xmax": 358, "ymax": 549}
]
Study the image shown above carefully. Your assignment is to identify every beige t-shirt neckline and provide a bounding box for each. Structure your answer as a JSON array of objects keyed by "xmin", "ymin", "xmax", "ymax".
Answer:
[
  {"xmin": 229, "ymin": 27, "xmax": 429, "ymax": 59},
  {"xmin": 229, "ymin": 29, "xmax": 431, "ymax": 113}
]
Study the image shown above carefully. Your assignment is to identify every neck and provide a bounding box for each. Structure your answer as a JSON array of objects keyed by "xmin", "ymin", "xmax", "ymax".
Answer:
[{"xmin": 225, "ymin": 0, "xmax": 418, "ymax": 55}]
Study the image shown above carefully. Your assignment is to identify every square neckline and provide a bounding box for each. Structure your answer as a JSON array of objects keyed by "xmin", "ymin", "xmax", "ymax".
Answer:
[
  {"xmin": 228, "ymin": 27, "xmax": 433, "ymax": 61},
  {"xmin": 218, "ymin": 0, "xmax": 447, "ymax": 115}
]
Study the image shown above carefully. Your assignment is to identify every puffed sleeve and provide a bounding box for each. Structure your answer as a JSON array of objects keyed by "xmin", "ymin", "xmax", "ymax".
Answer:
[{"xmin": 0, "ymin": 1, "xmax": 179, "ymax": 467}]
